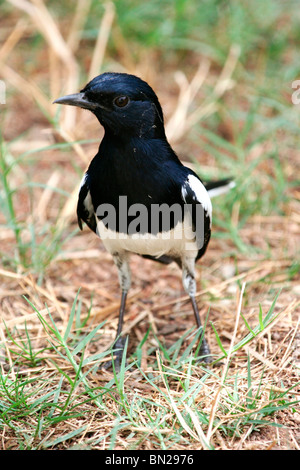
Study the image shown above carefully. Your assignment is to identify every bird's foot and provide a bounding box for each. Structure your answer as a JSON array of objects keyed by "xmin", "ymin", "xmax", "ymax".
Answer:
[
  {"xmin": 196, "ymin": 336, "xmax": 213, "ymax": 364},
  {"xmin": 101, "ymin": 336, "xmax": 127, "ymax": 372}
]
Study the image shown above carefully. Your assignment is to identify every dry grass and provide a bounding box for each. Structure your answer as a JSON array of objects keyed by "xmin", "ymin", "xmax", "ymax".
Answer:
[{"xmin": 0, "ymin": 0, "xmax": 299, "ymax": 450}]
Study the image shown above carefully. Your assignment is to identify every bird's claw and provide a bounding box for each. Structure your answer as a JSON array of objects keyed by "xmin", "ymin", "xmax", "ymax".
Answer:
[
  {"xmin": 101, "ymin": 336, "xmax": 127, "ymax": 372},
  {"xmin": 196, "ymin": 337, "xmax": 213, "ymax": 364}
]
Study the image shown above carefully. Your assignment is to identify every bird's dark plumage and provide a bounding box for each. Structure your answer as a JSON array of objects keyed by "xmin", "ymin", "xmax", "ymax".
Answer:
[{"xmin": 54, "ymin": 72, "xmax": 234, "ymax": 369}]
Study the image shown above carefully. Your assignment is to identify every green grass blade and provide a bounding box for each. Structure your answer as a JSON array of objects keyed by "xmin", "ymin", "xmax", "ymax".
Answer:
[
  {"xmin": 42, "ymin": 425, "xmax": 88, "ymax": 449},
  {"xmin": 73, "ymin": 321, "xmax": 106, "ymax": 356},
  {"xmin": 64, "ymin": 289, "xmax": 81, "ymax": 341},
  {"xmin": 211, "ymin": 322, "xmax": 227, "ymax": 357}
]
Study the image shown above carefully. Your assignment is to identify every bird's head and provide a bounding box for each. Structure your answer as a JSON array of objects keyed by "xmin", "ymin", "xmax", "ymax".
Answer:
[{"xmin": 54, "ymin": 72, "xmax": 165, "ymax": 139}]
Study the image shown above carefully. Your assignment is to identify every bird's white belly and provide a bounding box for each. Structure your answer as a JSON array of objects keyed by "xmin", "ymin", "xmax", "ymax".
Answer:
[{"xmin": 96, "ymin": 218, "xmax": 199, "ymax": 259}]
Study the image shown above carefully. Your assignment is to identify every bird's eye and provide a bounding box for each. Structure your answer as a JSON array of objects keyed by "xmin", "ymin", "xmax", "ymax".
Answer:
[{"xmin": 114, "ymin": 96, "xmax": 129, "ymax": 108}]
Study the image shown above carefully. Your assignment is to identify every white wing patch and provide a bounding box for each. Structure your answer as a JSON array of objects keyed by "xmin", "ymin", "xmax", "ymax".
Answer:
[
  {"xmin": 181, "ymin": 174, "xmax": 212, "ymax": 220},
  {"xmin": 79, "ymin": 172, "xmax": 94, "ymax": 219},
  {"xmin": 79, "ymin": 172, "xmax": 88, "ymax": 190},
  {"xmin": 83, "ymin": 190, "xmax": 94, "ymax": 216}
]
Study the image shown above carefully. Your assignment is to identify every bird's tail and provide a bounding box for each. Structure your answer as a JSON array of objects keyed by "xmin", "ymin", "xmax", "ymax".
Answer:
[{"xmin": 205, "ymin": 178, "xmax": 235, "ymax": 198}]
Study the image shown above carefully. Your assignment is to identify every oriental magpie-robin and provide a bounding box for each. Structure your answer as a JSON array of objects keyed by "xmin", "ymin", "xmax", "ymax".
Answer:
[{"xmin": 54, "ymin": 72, "xmax": 234, "ymax": 369}]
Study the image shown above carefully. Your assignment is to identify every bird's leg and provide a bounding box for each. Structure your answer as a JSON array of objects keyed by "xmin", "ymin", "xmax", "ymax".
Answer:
[
  {"xmin": 182, "ymin": 258, "xmax": 211, "ymax": 363},
  {"xmin": 102, "ymin": 253, "xmax": 131, "ymax": 371},
  {"xmin": 189, "ymin": 294, "xmax": 211, "ymax": 361},
  {"xmin": 110, "ymin": 289, "xmax": 128, "ymax": 369}
]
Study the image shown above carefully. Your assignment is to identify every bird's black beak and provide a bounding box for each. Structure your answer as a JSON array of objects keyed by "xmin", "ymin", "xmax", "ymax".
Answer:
[{"xmin": 53, "ymin": 92, "xmax": 98, "ymax": 111}]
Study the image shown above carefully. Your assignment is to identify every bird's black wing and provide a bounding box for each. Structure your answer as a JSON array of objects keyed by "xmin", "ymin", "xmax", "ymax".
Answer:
[
  {"xmin": 181, "ymin": 172, "xmax": 212, "ymax": 261},
  {"xmin": 77, "ymin": 173, "xmax": 97, "ymax": 233},
  {"xmin": 141, "ymin": 176, "xmax": 234, "ymax": 265}
]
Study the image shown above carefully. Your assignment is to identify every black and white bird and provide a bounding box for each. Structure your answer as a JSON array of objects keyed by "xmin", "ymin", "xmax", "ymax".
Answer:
[{"xmin": 54, "ymin": 72, "xmax": 234, "ymax": 368}]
